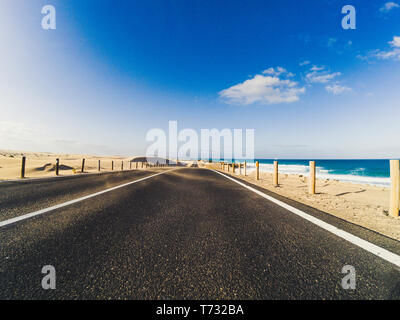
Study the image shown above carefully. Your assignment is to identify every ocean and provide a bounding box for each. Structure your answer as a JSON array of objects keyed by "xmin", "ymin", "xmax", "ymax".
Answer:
[{"xmin": 236, "ymin": 159, "xmax": 393, "ymax": 187}]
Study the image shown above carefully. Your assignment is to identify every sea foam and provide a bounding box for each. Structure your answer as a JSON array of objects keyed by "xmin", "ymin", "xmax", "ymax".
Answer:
[{"xmin": 240, "ymin": 162, "xmax": 390, "ymax": 187}]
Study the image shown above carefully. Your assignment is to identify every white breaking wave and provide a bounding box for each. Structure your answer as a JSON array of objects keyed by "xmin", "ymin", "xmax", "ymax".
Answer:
[{"xmin": 238, "ymin": 162, "xmax": 390, "ymax": 187}]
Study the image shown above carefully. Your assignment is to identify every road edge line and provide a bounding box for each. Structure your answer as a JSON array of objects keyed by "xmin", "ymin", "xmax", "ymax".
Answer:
[
  {"xmin": 0, "ymin": 169, "xmax": 177, "ymax": 228},
  {"xmin": 211, "ymin": 169, "xmax": 400, "ymax": 268}
]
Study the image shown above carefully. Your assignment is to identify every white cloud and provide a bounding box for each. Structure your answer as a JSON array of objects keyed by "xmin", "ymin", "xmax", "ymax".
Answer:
[
  {"xmin": 325, "ymin": 84, "xmax": 352, "ymax": 95},
  {"xmin": 380, "ymin": 2, "xmax": 400, "ymax": 12},
  {"xmin": 310, "ymin": 65, "xmax": 324, "ymax": 72},
  {"xmin": 360, "ymin": 36, "xmax": 400, "ymax": 61},
  {"xmin": 299, "ymin": 60, "xmax": 310, "ymax": 66},
  {"xmin": 306, "ymin": 66, "xmax": 341, "ymax": 83},
  {"xmin": 219, "ymin": 68, "xmax": 305, "ymax": 105},
  {"xmin": 262, "ymin": 67, "xmax": 287, "ymax": 76},
  {"xmin": 0, "ymin": 121, "xmax": 41, "ymax": 140},
  {"xmin": 390, "ymin": 36, "xmax": 400, "ymax": 47},
  {"xmin": 375, "ymin": 48, "xmax": 400, "ymax": 59}
]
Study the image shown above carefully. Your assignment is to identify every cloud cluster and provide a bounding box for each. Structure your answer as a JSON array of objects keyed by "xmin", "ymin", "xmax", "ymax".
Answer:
[
  {"xmin": 262, "ymin": 67, "xmax": 294, "ymax": 77},
  {"xmin": 219, "ymin": 68, "xmax": 305, "ymax": 105},
  {"xmin": 380, "ymin": 2, "xmax": 400, "ymax": 13},
  {"xmin": 302, "ymin": 64, "xmax": 351, "ymax": 95},
  {"xmin": 299, "ymin": 60, "xmax": 310, "ymax": 66},
  {"xmin": 306, "ymin": 66, "xmax": 341, "ymax": 84},
  {"xmin": 359, "ymin": 36, "xmax": 400, "ymax": 61},
  {"xmin": 325, "ymin": 84, "xmax": 352, "ymax": 95}
]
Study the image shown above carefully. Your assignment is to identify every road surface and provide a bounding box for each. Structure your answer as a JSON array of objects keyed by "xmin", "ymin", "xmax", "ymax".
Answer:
[{"xmin": 0, "ymin": 167, "xmax": 399, "ymax": 299}]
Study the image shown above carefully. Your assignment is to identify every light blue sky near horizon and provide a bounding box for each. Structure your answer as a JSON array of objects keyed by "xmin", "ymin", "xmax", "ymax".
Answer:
[{"xmin": 1, "ymin": 0, "xmax": 400, "ymax": 158}]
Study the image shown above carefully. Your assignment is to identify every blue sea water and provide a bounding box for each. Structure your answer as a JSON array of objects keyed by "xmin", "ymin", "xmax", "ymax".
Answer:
[{"xmin": 236, "ymin": 159, "xmax": 393, "ymax": 187}]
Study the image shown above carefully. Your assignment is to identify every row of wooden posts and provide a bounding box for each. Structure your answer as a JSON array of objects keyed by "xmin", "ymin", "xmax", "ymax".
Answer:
[
  {"xmin": 220, "ymin": 160, "xmax": 296, "ymax": 189},
  {"xmin": 221, "ymin": 160, "xmax": 400, "ymax": 218},
  {"xmin": 19, "ymin": 157, "xmax": 167, "ymax": 178}
]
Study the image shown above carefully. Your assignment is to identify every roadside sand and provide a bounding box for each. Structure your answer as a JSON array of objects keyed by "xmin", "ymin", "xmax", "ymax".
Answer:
[
  {"xmin": 0, "ymin": 150, "xmax": 148, "ymax": 180},
  {"xmin": 200, "ymin": 162, "xmax": 400, "ymax": 241}
]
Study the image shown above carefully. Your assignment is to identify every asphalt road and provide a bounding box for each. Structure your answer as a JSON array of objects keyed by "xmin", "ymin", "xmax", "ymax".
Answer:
[{"xmin": 0, "ymin": 167, "xmax": 400, "ymax": 299}]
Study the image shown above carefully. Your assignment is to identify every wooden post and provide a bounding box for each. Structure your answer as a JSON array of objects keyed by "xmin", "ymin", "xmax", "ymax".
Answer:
[
  {"xmin": 81, "ymin": 158, "xmax": 85, "ymax": 173},
  {"xmin": 309, "ymin": 161, "xmax": 316, "ymax": 194},
  {"xmin": 390, "ymin": 160, "xmax": 400, "ymax": 217},
  {"xmin": 256, "ymin": 161, "xmax": 259, "ymax": 180},
  {"xmin": 98, "ymin": 160, "xmax": 101, "ymax": 172},
  {"xmin": 55, "ymin": 158, "xmax": 59, "ymax": 176},
  {"xmin": 244, "ymin": 161, "xmax": 247, "ymax": 176},
  {"xmin": 136, "ymin": 162, "xmax": 138, "ymax": 169},
  {"xmin": 239, "ymin": 163, "xmax": 242, "ymax": 175},
  {"xmin": 112, "ymin": 161, "xmax": 114, "ymax": 171},
  {"xmin": 273, "ymin": 161, "xmax": 279, "ymax": 187},
  {"xmin": 20, "ymin": 156, "xmax": 26, "ymax": 179},
  {"xmin": 130, "ymin": 162, "xmax": 132, "ymax": 170},
  {"xmin": 121, "ymin": 161, "xmax": 124, "ymax": 171},
  {"xmin": 227, "ymin": 163, "xmax": 230, "ymax": 172},
  {"xmin": 232, "ymin": 162, "xmax": 235, "ymax": 173}
]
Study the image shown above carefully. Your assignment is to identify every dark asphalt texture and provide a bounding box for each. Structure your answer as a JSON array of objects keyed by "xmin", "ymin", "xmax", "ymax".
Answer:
[{"xmin": 0, "ymin": 168, "xmax": 400, "ymax": 299}]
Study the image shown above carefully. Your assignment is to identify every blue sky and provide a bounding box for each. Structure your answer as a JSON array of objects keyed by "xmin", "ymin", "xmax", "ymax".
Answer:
[{"xmin": 1, "ymin": 0, "xmax": 400, "ymax": 158}]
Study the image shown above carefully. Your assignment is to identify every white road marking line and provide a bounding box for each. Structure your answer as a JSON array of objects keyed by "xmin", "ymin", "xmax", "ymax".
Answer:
[
  {"xmin": 0, "ymin": 169, "xmax": 176, "ymax": 228},
  {"xmin": 212, "ymin": 169, "xmax": 400, "ymax": 268},
  {"xmin": 0, "ymin": 170, "xmax": 130, "ymax": 183}
]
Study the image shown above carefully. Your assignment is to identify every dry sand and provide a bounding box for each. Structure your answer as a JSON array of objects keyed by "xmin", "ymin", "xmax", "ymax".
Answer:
[
  {"xmin": 0, "ymin": 150, "xmax": 148, "ymax": 180},
  {"xmin": 199, "ymin": 162, "xmax": 400, "ymax": 241}
]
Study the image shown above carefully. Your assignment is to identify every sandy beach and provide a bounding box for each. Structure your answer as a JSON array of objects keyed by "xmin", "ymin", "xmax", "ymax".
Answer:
[
  {"xmin": 200, "ymin": 162, "xmax": 400, "ymax": 241},
  {"xmin": 0, "ymin": 150, "xmax": 148, "ymax": 180}
]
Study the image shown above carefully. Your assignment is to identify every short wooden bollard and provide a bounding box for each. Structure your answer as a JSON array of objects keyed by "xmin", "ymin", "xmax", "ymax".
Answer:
[
  {"xmin": 20, "ymin": 156, "xmax": 26, "ymax": 179},
  {"xmin": 130, "ymin": 162, "xmax": 132, "ymax": 170},
  {"xmin": 256, "ymin": 161, "xmax": 259, "ymax": 180},
  {"xmin": 55, "ymin": 158, "xmax": 59, "ymax": 176},
  {"xmin": 81, "ymin": 159, "xmax": 85, "ymax": 173},
  {"xmin": 232, "ymin": 163, "xmax": 235, "ymax": 173},
  {"xmin": 239, "ymin": 163, "xmax": 242, "ymax": 175},
  {"xmin": 227, "ymin": 163, "xmax": 230, "ymax": 172},
  {"xmin": 273, "ymin": 161, "xmax": 279, "ymax": 187},
  {"xmin": 136, "ymin": 162, "xmax": 138, "ymax": 169},
  {"xmin": 309, "ymin": 161, "xmax": 316, "ymax": 194},
  {"xmin": 244, "ymin": 161, "xmax": 247, "ymax": 176},
  {"xmin": 112, "ymin": 161, "xmax": 114, "ymax": 171},
  {"xmin": 98, "ymin": 160, "xmax": 101, "ymax": 172},
  {"xmin": 121, "ymin": 162, "xmax": 124, "ymax": 171},
  {"xmin": 390, "ymin": 160, "xmax": 400, "ymax": 217}
]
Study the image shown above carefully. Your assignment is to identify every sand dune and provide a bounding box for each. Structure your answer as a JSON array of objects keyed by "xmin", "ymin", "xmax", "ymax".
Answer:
[{"xmin": 0, "ymin": 150, "xmax": 149, "ymax": 180}]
